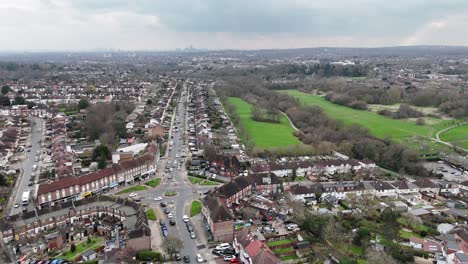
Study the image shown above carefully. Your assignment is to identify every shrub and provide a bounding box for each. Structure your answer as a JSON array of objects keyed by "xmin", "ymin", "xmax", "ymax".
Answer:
[
  {"xmin": 70, "ymin": 243, "xmax": 76, "ymax": 253},
  {"xmin": 136, "ymin": 250, "xmax": 163, "ymax": 262}
]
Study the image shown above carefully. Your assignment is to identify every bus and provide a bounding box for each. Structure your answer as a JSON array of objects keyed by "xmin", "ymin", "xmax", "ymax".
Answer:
[{"xmin": 22, "ymin": 191, "xmax": 30, "ymax": 206}]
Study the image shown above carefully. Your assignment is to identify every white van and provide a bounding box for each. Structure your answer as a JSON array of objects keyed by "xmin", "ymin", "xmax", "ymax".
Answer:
[{"xmin": 215, "ymin": 243, "xmax": 231, "ymax": 251}]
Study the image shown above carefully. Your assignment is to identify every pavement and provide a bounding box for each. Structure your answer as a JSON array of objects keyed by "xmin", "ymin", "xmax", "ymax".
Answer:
[{"xmin": 9, "ymin": 117, "xmax": 45, "ymax": 216}]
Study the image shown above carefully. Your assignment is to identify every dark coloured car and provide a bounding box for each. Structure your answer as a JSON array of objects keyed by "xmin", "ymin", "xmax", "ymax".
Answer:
[
  {"xmin": 159, "ymin": 219, "xmax": 165, "ymax": 226},
  {"xmin": 183, "ymin": 255, "xmax": 190, "ymax": 263},
  {"xmin": 187, "ymin": 224, "xmax": 193, "ymax": 232},
  {"xmin": 160, "ymin": 202, "xmax": 167, "ymax": 207},
  {"xmin": 169, "ymin": 219, "xmax": 176, "ymax": 225},
  {"xmin": 174, "ymin": 253, "xmax": 182, "ymax": 261},
  {"xmin": 212, "ymin": 249, "xmax": 224, "ymax": 256},
  {"xmin": 164, "ymin": 208, "xmax": 171, "ymax": 214},
  {"xmin": 223, "ymin": 248, "xmax": 235, "ymax": 255}
]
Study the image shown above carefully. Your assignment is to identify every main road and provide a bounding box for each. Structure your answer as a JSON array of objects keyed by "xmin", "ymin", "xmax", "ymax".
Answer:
[
  {"xmin": 116, "ymin": 81, "xmax": 216, "ymax": 262},
  {"xmin": 10, "ymin": 117, "xmax": 45, "ymax": 216}
]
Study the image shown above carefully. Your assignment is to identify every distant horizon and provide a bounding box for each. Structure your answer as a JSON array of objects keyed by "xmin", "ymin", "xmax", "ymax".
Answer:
[{"xmin": 2, "ymin": 44, "xmax": 468, "ymax": 54}]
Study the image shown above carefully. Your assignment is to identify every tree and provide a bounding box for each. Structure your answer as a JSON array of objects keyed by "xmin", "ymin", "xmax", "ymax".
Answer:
[
  {"xmin": 14, "ymin": 96, "xmax": 25, "ymax": 105},
  {"xmin": 86, "ymin": 84, "xmax": 96, "ymax": 95},
  {"xmin": 163, "ymin": 236, "xmax": 183, "ymax": 254},
  {"xmin": 146, "ymin": 99, "xmax": 153, "ymax": 105},
  {"xmin": 0, "ymin": 95, "xmax": 10, "ymax": 106},
  {"xmin": 25, "ymin": 101, "xmax": 36, "ymax": 109},
  {"xmin": 203, "ymin": 144, "xmax": 218, "ymax": 161},
  {"xmin": 78, "ymin": 99, "xmax": 90, "ymax": 109},
  {"xmin": 70, "ymin": 243, "xmax": 76, "ymax": 253},
  {"xmin": 1, "ymin": 85, "xmax": 10, "ymax": 94}
]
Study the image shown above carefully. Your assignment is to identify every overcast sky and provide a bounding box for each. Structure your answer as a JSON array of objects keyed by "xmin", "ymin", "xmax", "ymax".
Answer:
[{"xmin": 1, "ymin": 0, "xmax": 468, "ymax": 51}]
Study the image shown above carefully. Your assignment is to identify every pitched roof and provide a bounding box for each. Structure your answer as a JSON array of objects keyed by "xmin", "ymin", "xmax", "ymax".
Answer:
[
  {"xmin": 392, "ymin": 180, "xmax": 418, "ymax": 190},
  {"xmin": 246, "ymin": 173, "xmax": 280, "ymax": 186},
  {"xmin": 413, "ymin": 178, "xmax": 439, "ymax": 188},
  {"xmin": 203, "ymin": 195, "xmax": 233, "ymax": 223},
  {"xmin": 215, "ymin": 176, "xmax": 250, "ymax": 198}
]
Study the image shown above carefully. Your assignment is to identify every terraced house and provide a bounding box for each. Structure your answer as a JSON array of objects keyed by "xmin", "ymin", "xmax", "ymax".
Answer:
[{"xmin": 36, "ymin": 144, "xmax": 158, "ymax": 208}]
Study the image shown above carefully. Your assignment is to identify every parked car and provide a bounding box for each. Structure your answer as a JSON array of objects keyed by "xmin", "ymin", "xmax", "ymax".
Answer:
[
  {"xmin": 168, "ymin": 213, "xmax": 173, "ymax": 219},
  {"xmin": 164, "ymin": 208, "xmax": 171, "ymax": 214},
  {"xmin": 128, "ymin": 192, "xmax": 137, "ymax": 198},
  {"xmin": 159, "ymin": 219, "xmax": 165, "ymax": 226},
  {"xmin": 187, "ymin": 224, "xmax": 193, "ymax": 232},
  {"xmin": 224, "ymin": 255, "xmax": 236, "ymax": 261},
  {"xmin": 212, "ymin": 249, "xmax": 224, "ymax": 256},
  {"xmin": 169, "ymin": 219, "xmax": 176, "ymax": 226},
  {"xmin": 222, "ymin": 248, "xmax": 236, "ymax": 255},
  {"xmin": 196, "ymin": 254, "xmax": 203, "ymax": 263},
  {"xmin": 183, "ymin": 215, "xmax": 189, "ymax": 222},
  {"xmin": 175, "ymin": 253, "xmax": 182, "ymax": 261},
  {"xmin": 183, "ymin": 255, "xmax": 190, "ymax": 263},
  {"xmin": 216, "ymin": 243, "xmax": 231, "ymax": 251},
  {"xmin": 190, "ymin": 231, "xmax": 196, "ymax": 239},
  {"xmin": 160, "ymin": 202, "xmax": 167, "ymax": 207}
]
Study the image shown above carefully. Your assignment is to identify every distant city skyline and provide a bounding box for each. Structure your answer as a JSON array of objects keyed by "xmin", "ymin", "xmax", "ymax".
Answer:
[{"xmin": 1, "ymin": 0, "xmax": 468, "ymax": 51}]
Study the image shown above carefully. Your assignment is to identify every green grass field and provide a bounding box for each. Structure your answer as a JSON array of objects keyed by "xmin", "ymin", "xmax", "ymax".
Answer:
[
  {"xmin": 281, "ymin": 90, "xmax": 468, "ymax": 154},
  {"xmin": 188, "ymin": 176, "xmax": 220, "ymax": 186},
  {"xmin": 439, "ymin": 123, "xmax": 468, "ymax": 149},
  {"xmin": 190, "ymin": 200, "xmax": 202, "ymax": 217},
  {"xmin": 227, "ymin": 97, "xmax": 301, "ymax": 148}
]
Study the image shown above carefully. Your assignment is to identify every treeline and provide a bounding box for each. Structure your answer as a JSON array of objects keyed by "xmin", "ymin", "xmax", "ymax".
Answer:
[
  {"xmin": 378, "ymin": 104, "xmax": 424, "ymax": 119},
  {"xmin": 272, "ymin": 63, "xmax": 368, "ymax": 77},
  {"xmin": 216, "ymin": 75, "xmax": 431, "ymax": 177},
  {"xmin": 325, "ymin": 93, "xmax": 368, "ymax": 110}
]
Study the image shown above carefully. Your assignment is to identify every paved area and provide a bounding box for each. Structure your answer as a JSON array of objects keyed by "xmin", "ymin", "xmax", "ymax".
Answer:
[
  {"xmin": 9, "ymin": 117, "xmax": 45, "ymax": 215},
  {"xmin": 114, "ymin": 82, "xmax": 219, "ymax": 262}
]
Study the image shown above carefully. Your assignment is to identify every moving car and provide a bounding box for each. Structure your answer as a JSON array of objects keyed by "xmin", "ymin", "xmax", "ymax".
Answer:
[
  {"xmin": 154, "ymin": 196, "xmax": 163, "ymax": 201},
  {"xmin": 196, "ymin": 254, "xmax": 203, "ymax": 263},
  {"xmin": 128, "ymin": 192, "xmax": 137, "ymax": 198}
]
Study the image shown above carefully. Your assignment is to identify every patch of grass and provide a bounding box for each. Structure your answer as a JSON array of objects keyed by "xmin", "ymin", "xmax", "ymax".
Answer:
[
  {"xmin": 267, "ymin": 239, "xmax": 293, "ymax": 247},
  {"xmin": 226, "ymin": 97, "xmax": 301, "ymax": 148},
  {"xmin": 145, "ymin": 179, "xmax": 161, "ymax": 188},
  {"xmin": 273, "ymin": 247, "xmax": 295, "ymax": 254},
  {"xmin": 280, "ymin": 255, "xmax": 299, "ymax": 261},
  {"xmin": 190, "ymin": 200, "xmax": 202, "ymax": 217},
  {"xmin": 188, "ymin": 176, "xmax": 203, "ymax": 184},
  {"xmin": 165, "ymin": 190, "xmax": 177, "ymax": 196},
  {"xmin": 116, "ymin": 185, "xmax": 148, "ymax": 195},
  {"xmin": 60, "ymin": 236, "xmax": 103, "ymax": 261},
  {"xmin": 399, "ymin": 229, "xmax": 422, "ymax": 239},
  {"xmin": 188, "ymin": 176, "xmax": 222, "ymax": 186},
  {"xmin": 146, "ymin": 209, "xmax": 157, "ymax": 221},
  {"xmin": 351, "ymin": 245, "xmax": 364, "ymax": 256}
]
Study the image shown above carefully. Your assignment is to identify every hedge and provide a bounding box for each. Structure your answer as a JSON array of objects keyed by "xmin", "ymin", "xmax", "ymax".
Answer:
[{"xmin": 136, "ymin": 250, "xmax": 163, "ymax": 262}]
